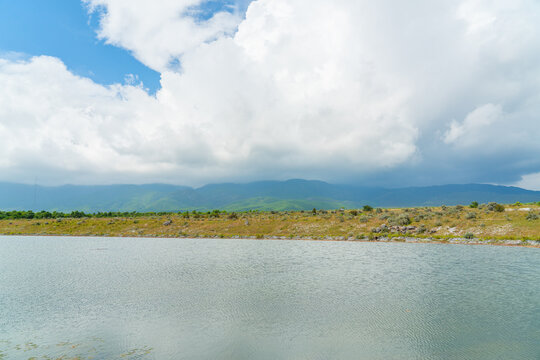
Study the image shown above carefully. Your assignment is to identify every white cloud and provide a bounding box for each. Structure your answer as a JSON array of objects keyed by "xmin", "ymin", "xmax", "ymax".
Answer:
[
  {"xmin": 516, "ymin": 172, "xmax": 540, "ymax": 191},
  {"xmin": 443, "ymin": 103, "xmax": 503, "ymax": 146},
  {"xmin": 84, "ymin": 0, "xmax": 242, "ymax": 72},
  {"xmin": 1, "ymin": 0, "xmax": 540, "ymax": 186}
]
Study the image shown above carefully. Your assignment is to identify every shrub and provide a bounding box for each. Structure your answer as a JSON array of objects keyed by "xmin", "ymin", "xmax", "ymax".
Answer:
[
  {"xmin": 227, "ymin": 212, "xmax": 238, "ymax": 219},
  {"xmin": 312, "ymin": 208, "xmax": 317, "ymax": 215},
  {"xmin": 465, "ymin": 212, "xmax": 477, "ymax": 220},
  {"xmin": 469, "ymin": 201, "xmax": 479, "ymax": 208},
  {"xmin": 363, "ymin": 205, "xmax": 373, "ymax": 212},
  {"xmin": 396, "ymin": 214, "xmax": 411, "ymax": 226},
  {"xmin": 487, "ymin": 202, "xmax": 505, "ymax": 212},
  {"xmin": 526, "ymin": 212, "xmax": 539, "ymax": 221},
  {"xmin": 464, "ymin": 233, "xmax": 474, "ymax": 239},
  {"xmin": 359, "ymin": 215, "xmax": 370, "ymax": 223},
  {"xmin": 349, "ymin": 210, "xmax": 358, "ymax": 216}
]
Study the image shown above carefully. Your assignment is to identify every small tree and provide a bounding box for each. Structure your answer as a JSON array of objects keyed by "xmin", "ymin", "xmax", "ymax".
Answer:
[{"xmin": 363, "ymin": 205, "xmax": 373, "ymax": 212}]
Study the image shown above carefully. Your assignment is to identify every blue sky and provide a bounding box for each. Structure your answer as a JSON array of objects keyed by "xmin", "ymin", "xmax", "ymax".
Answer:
[
  {"xmin": 0, "ymin": 0, "xmax": 162, "ymax": 92},
  {"xmin": 0, "ymin": 0, "xmax": 540, "ymax": 189},
  {"xmin": 0, "ymin": 0, "xmax": 254, "ymax": 93}
]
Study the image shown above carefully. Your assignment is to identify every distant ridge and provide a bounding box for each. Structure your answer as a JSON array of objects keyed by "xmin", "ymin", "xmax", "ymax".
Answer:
[{"xmin": 0, "ymin": 180, "xmax": 539, "ymax": 212}]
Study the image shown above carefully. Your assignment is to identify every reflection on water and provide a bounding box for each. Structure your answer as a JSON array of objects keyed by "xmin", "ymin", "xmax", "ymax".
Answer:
[{"xmin": 1, "ymin": 236, "xmax": 540, "ymax": 359}]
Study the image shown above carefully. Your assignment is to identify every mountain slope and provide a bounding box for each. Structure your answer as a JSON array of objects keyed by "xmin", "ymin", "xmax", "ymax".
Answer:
[{"xmin": 0, "ymin": 180, "xmax": 539, "ymax": 211}]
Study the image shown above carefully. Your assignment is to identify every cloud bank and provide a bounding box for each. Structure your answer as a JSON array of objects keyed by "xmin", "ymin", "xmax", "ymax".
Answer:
[{"xmin": 1, "ymin": 0, "xmax": 540, "ymax": 187}]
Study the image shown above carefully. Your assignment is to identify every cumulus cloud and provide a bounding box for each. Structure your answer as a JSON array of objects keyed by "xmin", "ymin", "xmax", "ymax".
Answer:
[
  {"xmin": 1, "ymin": 0, "xmax": 540, "ymax": 187},
  {"xmin": 84, "ymin": 0, "xmax": 242, "ymax": 72}
]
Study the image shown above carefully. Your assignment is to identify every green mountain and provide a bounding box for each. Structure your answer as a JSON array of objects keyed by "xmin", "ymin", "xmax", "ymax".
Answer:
[{"xmin": 1, "ymin": 180, "xmax": 539, "ymax": 212}]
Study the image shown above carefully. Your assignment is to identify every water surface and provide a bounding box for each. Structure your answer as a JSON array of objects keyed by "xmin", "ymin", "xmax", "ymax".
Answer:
[{"xmin": 1, "ymin": 236, "xmax": 539, "ymax": 359}]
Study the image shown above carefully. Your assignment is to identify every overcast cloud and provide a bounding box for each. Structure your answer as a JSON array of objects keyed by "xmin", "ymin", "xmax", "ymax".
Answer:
[{"xmin": 1, "ymin": 0, "xmax": 540, "ymax": 188}]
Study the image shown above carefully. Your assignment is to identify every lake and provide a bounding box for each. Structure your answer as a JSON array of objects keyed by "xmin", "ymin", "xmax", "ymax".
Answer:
[{"xmin": 1, "ymin": 236, "xmax": 539, "ymax": 359}]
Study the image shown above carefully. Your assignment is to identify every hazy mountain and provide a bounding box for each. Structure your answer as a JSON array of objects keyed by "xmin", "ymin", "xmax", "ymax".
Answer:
[{"xmin": 1, "ymin": 180, "xmax": 539, "ymax": 212}]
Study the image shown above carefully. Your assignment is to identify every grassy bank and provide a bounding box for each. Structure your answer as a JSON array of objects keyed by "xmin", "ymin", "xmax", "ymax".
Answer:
[{"xmin": 1, "ymin": 202, "xmax": 540, "ymax": 247}]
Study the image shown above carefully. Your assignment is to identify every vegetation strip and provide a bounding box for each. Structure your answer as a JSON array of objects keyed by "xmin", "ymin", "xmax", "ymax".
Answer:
[{"xmin": 1, "ymin": 202, "xmax": 540, "ymax": 247}]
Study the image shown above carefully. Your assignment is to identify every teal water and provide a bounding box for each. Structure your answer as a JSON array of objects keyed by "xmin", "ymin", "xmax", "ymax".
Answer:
[{"xmin": 0, "ymin": 236, "xmax": 539, "ymax": 359}]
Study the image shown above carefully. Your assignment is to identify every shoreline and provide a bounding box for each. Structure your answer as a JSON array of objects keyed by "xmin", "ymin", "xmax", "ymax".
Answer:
[
  {"xmin": 2, "ymin": 204, "xmax": 540, "ymax": 248},
  {"xmin": 1, "ymin": 232, "xmax": 539, "ymax": 248}
]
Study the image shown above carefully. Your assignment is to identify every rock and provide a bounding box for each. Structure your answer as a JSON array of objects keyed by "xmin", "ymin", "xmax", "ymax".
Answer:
[
  {"xmin": 163, "ymin": 220, "xmax": 173, "ymax": 226},
  {"xmin": 372, "ymin": 224, "xmax": 389, "ymax": 233},
  {"xmin": 244, "ymin": 219, "xmax": 250, "ymax": 226}
]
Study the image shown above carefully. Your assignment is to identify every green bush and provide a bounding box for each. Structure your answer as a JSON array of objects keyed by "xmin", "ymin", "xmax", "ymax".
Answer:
[
  {"xmin": 464, "ymin": 233, "xmax": 474, "ymax": 239},
  {"xmin": 469, "ymin": 201, "xmax": 479, "ymax": 208},
  {"xmin": 363, "ymin": 205, "xmax": 373, "ymax": 212}
]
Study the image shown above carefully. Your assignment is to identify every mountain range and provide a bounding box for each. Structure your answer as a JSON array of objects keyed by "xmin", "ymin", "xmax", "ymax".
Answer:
[{"xmin": 1, "ymin": 180, "xmax": 539, "ymax": 212}]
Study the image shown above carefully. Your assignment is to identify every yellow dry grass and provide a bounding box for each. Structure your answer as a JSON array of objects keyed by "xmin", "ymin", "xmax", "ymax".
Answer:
[{"xmin": 1, "ymin": 204, "xmax": 540, "ymax": 246}]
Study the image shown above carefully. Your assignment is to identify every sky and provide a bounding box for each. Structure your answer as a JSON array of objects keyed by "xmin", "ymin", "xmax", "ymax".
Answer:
[{"xmin": 0, "ymin": 0, "xmax": 540, "ymax": 189}]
